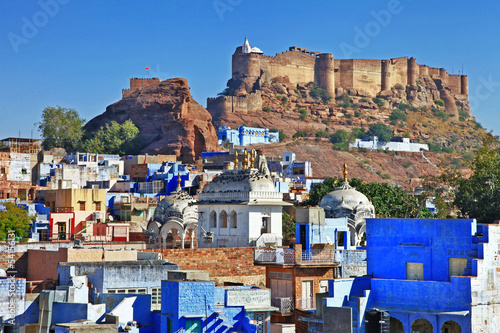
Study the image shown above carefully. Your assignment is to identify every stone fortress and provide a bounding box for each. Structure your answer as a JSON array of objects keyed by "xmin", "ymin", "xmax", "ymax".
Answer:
[{"xmin": 207, "ymin": 38, "xmax": 469, "ymax": 118}]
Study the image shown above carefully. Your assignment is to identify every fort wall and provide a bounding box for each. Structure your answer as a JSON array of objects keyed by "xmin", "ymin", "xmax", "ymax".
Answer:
[
  {"xmin": 207, "ymin": 91, "xmax": 263, "ymax": 120},
  {"xmin": 122, "ymin": 78, "xmax": 161, "ymax": 98},
  {"xmin": 231, "ymin": 46, "xmax": 468, "ymax": 99}
]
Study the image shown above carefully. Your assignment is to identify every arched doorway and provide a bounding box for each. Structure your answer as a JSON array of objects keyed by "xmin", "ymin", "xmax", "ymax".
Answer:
[
  {"xmin": 390, "ymin": 317, "xmax": 405, "ymax": 333},
  {"xmin": 441, "ymin": 320, "xmax": 461, "ymax": 333},
  {"xmin": 411, "ymin": 318, "xmax": 433, "ymax": 333}
]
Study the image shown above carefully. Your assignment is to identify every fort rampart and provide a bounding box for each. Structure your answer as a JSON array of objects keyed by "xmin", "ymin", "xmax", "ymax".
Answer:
[{"xmin": 231, "ymin": 46, "xmax": 468, "ymax": 98}]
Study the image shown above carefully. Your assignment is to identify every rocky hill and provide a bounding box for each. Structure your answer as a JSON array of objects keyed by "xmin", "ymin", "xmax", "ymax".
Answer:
[
  {"xmin": 84, "ymin": 78, "xmax": 218, "ymax": 163},
  {"xmin": 211, "ymin": 75, "xmax": 486, "ymax": 154},
  {"xmin": 256, "ymin": 139, "xmax": 467, "ymax": 190}
]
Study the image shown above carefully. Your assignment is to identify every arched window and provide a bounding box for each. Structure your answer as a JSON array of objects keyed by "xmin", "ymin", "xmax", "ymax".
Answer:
[
  {"xmin": 210, "ymin": 211, "xmax": 217, "ymax": 228},
  {"xmin": 220, "ymin": 210, "xmax": 228, "ymax": 228},
  {"xmin": 230, "ymin": 211, "xmax": 237, "ymax": 228},
  {"xmin": 411, "ymin": 318, "xmax": 433, "ymax": 333}
]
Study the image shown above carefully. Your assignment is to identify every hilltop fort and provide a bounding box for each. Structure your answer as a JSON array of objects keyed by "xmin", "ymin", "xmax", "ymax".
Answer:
[{"xmin": 208, "ymin": 38, "xmax": 470, "ymax": 121}]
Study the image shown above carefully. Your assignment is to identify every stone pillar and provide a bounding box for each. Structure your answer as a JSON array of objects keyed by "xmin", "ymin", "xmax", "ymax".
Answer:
[
  {"xmin": 407, "ymin": 57, "xmax": 418, "ymax": 85},
  {"xmin": 315, "ymin": 53, "xmax": 335, "ymax": 97},
  {"xmin": 461, "ymin": 75, "xmax": 468, "ymax": 95},
  {"xmin": 381, "ymin": 60, "xmax": 392, "ymax": 91}
]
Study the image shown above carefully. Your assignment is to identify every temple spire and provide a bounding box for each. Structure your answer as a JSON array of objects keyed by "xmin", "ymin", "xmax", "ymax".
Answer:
[
  {"xmin": 343, "ymin": 163, "xmax": 348, "ymax": 183},
  {"xmin": 176, "ymin": 172, "xmax": 182, "ymax": 190},
  {"xmin": 234, "ymin": 151, "xmax": 239, "ymax": 170}
]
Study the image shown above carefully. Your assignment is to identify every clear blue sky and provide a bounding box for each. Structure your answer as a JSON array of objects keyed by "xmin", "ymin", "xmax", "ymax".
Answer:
[{"xmin": 1, "ymin": 0, "xmax": 499, "ymax": 139}]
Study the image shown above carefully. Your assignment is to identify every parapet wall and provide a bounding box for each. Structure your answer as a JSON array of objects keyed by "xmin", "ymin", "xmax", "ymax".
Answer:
[
  {"xmin": 122, "ymin": 77, "xmax": 161, "ymax": 98},
  {"xmin": 159, "ymin": 247, "xmax": 266, "ymax": 286},
  {"xmin": 231, "ymin": 46, "xmax": 468, "ymax": 97}
]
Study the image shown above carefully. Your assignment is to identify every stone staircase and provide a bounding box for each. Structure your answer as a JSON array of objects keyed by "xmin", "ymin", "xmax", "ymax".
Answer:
[{"xmin": 343, "ymin": 292, "xmax": 370, "ymax": 333}]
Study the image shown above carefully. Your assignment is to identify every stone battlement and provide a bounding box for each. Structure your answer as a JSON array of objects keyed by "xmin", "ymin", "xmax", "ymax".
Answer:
[
  {"xmin": 231, "ymin": 45, "xmax": 468, "ymax": 98},
  {"xmin": 123, "ymin": 77, "xmax": 162, "ymax": 98}
]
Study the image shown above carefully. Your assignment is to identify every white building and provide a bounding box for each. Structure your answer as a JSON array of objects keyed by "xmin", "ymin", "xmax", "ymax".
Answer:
[
  {"xmin": 350, "ymin": 136, "xmax": 429, "ymax": 152},
  {"xmin": 197, "ymin": 153, "xmax": 289, "ymax": 248}
]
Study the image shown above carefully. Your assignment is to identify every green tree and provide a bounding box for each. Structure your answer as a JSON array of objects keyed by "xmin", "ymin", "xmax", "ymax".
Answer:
[
  {"xmin": 304, "ymin": 178, "xmax": 433, "ymax": 218},
  {"xmin": 450, "ymin": 135, "xmax": 500, "ymax": 222},
  {"xmin": 368, "ymin": 123, "xmax": 393, "ymax": 142},
  {"xmin": 82, "ymin": 120, "xmax": 142, "ymax": 155},
  {"xmin": 36, "ymin": 106, "xmax": 85, "ymax": 151},
  {"xmin": 330, "ymin": 130, "xmax": 352, "ymax": 151},
  {"xmin": 0, "ymin": 203, "xmax": 34, "ymax": 240}
]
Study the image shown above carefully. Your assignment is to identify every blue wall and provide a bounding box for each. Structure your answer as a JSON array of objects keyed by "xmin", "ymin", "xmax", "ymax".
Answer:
[
  {"xmin": 52, "ymin": 303, "xmax": 89, "ymax": 324},
  {"xmin": 161, "ymin": 281, "xmax": 257, "ymax": 333},
  {"xmin": 366, "ymin": 218, "xmax": 476, "ymax": 281}
]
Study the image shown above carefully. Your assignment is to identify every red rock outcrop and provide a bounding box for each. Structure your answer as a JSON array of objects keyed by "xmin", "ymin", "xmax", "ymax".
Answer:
[{"xmin": 84, "ymin": 78, "xmax": 218, "ymax": 163}]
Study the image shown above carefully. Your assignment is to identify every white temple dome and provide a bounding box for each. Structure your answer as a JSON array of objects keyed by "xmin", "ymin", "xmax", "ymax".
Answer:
[{"xmin": 153, "ymin": 189, "xmax": 195, "ymax": 221}]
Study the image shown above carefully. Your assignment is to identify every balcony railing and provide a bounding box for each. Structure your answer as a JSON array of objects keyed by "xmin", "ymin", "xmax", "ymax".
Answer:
[
  {"xmin": 52, "ymin": 207, "xmax": 74, "ymax": 213},
  {"xmin": 255, "ymin": 248, "xmax": 366, "ymax": 265},
  {"xmin": 254, "ymin": 249, "xmax": 294, "ymax": 264},
  {"xmin": 272, "ymin": 297, "xmax": 294, "ymax": 314}
]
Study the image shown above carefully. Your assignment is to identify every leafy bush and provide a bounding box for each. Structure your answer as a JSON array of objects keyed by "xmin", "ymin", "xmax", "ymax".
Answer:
[
  {"xmin": 368, "ymin": 123, "xmax": 393, "ymax": 142},
  {"xmin": 270, "ymin": 128, "xmax": 286, "ymax": 141},
  {"xmin": 309, "ymin": 83, "xmax": 332, "ymax": 103},
  {"xmin": 336, "ymin": 92, "xmax": 352, "ymax": 108},
  {"xmin": 354, "ymin": 110, "xmax": 362, "ymax": 117},
  {"xmin": 330, "ymin": 130, "xmax": 351, "ymax": 151},
  {"xmin": 263, "ymin": 106, "xmax": 271, "ymax": 112},
  {"xmin": 428, "ymin": 142, "xmax": 442, "ymax": 152},
  {"xmin": 298, "ymin": 108, "xmax": 308, "ymax": 120},
  {"xmin": 372, "ymin": 97, "xmax": 384, "ymax": 108},
  {"xmin": 315, "ymin": 130, "xmax": 330, "ymax": 138},
  {"xmin": 435, "ymin": 99, "xmax": 445, "ymax": 107},
  {"xmin": 389, "ymin": 109, "xmax": 408, "ymax": 124},
  {"xmin": 351, "ymin": 127, "xmax": 367, "ymax": 139},
  {"xmin": 432, "ymin": 108, "xmax": 449, "ymax": 121},
  {"xmin": 398, "ymin": 103, "xmax": 418, "ymax": 112},
  {"xmin": 360, "ymin": 97, "xmax": 368, "ymax": 103},
  {"xmin": 281, "ymin": 96, "xmax": 288, "ymax": 104},
  {"xmin": 443, "ymin": 147, "xmax": 454, "ymax": 154},
  {"xmin": 403, "ymin": 162, "xmax": 412, "ymax": 168},
  {"xmin": 458, "ymin": 108, "xmax": 469, "ymax": 119}
]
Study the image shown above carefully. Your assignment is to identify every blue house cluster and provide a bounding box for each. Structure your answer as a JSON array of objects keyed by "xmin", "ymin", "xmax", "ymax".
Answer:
[
  {"xmin": 218, "ymin": 126, "xmax": 279, "ymax": 146},
  {"xmin": 310, "ymin": 218, "xmax": 500, "ymax": 333}
]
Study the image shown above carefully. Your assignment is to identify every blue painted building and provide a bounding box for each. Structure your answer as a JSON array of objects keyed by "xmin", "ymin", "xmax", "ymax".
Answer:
[
  {"xmin": 160, "ymin": 280, "xmax": 277, "ymax": 333},
  {"xmin": 218, "ymin": 126, "xmax": 279, "ymax": 146},
  {"xmin": 320, "ymin": 218, "xmax": 500, "ymax": 333}
]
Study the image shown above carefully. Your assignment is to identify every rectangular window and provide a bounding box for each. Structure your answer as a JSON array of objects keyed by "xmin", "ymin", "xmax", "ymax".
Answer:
[
  {"xmin": 79, "ymin": 201, "xmax": 86, "ymax": 211},
  {"xmin": 449, "ymin": 258, "xmax": 467, "ymax": 278},
  {"xmin": 95, "ymin": 201, "xmax": 101, "ymax": 211},
  {"xmin": 0, "ymin": 167, "xmax": 5, "ymax": 174},
  {"xmin": 151, "ymin": 287, "xmax": 161, "ymax": 310},
  {"xmin": 406, "ymin": 262, "xmax": 423, "ymax": 280}
]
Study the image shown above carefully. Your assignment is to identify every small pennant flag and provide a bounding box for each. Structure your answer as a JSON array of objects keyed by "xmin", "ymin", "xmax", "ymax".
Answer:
[{"xmin": 146, "ymin": 66, "xmax": 149, "ymax": 70}]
